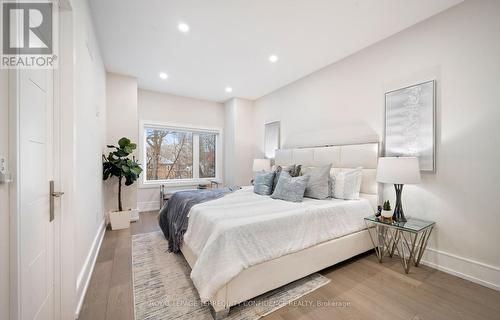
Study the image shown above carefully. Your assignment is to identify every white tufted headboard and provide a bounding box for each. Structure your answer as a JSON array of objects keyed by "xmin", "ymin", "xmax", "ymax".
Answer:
[{"xmin": 274, "ymin": 142, "xmax": 380, "ymax": 211}]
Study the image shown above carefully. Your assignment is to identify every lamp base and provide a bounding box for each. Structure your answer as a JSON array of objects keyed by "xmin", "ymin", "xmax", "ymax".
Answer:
[{"xmin": 393, "ymin": 184, "xmax": 407, "ymax": 222}]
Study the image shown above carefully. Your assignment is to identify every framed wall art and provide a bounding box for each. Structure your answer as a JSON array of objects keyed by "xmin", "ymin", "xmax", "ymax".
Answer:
[{"xmin": 384, "ymin": 80, "xmax": 436, "ymax": 172}]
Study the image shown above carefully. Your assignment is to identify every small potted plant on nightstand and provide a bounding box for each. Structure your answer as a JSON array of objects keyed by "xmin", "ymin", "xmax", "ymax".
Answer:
[
  {"xmin": 381, "ymin": 200, "xmax": 393, "ymax": 221},
  {"xmin": 103, "ymin": 137, "xmax": 143, "ymax": 230}
]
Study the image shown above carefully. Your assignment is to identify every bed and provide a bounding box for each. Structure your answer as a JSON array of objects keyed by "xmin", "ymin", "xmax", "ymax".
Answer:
[{"xmin": 180, "ymin": 142, "xmax": 379, "ymax": 318}]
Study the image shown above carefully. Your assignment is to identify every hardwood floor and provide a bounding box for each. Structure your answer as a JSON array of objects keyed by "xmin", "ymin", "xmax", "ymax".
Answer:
[
  {"xmin": 79, "ymin": 212, "xmax": 500, "ymax": 320},
  {"xmin": 78, "ymin": 212, "xmax": 160, "ymax": 320}
]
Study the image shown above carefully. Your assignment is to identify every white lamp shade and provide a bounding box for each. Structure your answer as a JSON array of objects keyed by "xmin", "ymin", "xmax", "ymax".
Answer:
[
  {"xmin": 252, "ymin": 159, "xmax": 271, "ymax": 172},
  {"xmin": 376, "ymin": 157, "xmax": 421, "ymax": 184}
]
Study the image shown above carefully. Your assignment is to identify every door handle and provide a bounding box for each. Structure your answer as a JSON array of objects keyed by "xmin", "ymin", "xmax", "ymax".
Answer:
[{"xmin": 49, "ymin": 181, "xmax": 63, "ymax": 222}]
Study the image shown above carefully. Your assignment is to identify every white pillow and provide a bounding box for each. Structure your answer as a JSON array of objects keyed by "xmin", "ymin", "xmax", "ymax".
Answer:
[{"xmin": 332, "ymin": 167, "xmax": 363, "ymax": 200}]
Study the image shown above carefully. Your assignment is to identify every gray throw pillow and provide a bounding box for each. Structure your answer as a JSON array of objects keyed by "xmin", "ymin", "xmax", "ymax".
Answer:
[
  {"xmin": 301, "ymin": 164, "xmax": 332, "ymax": 199},
  {"xmin": 271, "ymin": 171, "xmax": 310, "ymax": 202},
  {"xmin": 253, "ymin": 172, "xmax": 275, "ymax": 195}
]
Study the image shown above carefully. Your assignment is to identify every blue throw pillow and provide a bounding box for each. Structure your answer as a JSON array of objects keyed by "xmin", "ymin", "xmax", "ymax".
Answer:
[
  {"xmin": 270, "ymin": 171, "xmax": 310, "ymax": 202},
  {"xmin": 253, "ymin": 172, "xmax": 275, "ymax": 195}
]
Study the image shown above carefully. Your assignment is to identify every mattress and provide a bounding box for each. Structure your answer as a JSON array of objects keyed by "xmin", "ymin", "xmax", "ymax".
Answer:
[{"xmin": 183, "ymin": 186, "xmax": 373, "ymax": 302}]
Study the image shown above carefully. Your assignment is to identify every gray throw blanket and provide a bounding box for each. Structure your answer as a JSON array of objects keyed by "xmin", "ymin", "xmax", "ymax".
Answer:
[{"xmin": 159, "ymin": 186, "xmax": 240, "ymax": 253}]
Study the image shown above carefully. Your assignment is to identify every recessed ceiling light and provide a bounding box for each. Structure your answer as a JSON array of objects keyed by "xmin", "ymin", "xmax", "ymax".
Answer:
[
  {"xmin": 225, "ymin": 86, "xmax": 233, "ymax": 93},
  {"xmin": 269, "ymin": 55, "xmax": 279, "ymax": 63},
  {"xmin": 159, "ymin": 72, "xmax": 168, "ymax": 80},
  {"xmin": 178, "ymin": 22, "xmax": 190, "ymax": 33}
]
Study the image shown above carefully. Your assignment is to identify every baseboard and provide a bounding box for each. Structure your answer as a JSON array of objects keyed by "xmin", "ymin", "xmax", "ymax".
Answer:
[
  {"xmin": 138, "ymin": 201, "xmax": 160, "ymax": 212},
  {"xmin": 421, "ymin": 247, "xmax": 500, "ymax": 291},
  {"xmin": 74, "ymin": 221, "xmax": 106, "ymax": 319}
]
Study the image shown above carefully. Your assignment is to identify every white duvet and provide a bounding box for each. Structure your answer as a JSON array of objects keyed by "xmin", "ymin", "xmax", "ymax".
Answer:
[{"xmin": 183, "ymin": 186, "xmax": 373, "ymax": 302}]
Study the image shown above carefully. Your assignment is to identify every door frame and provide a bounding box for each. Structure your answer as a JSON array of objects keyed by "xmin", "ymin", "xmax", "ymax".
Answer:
[
  {"xmin": 8, "ymin": 1, "xmax": 75, "ymax": 319},
  {"xmin": 57, "ymin": 1, "xmax": 77, "ymax": 319},
  {"xmin": 8, "ymin": 49, "xmax": 22, "ymax": 320}
]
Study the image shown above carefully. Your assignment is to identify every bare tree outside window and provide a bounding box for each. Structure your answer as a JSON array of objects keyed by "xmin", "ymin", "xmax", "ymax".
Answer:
[
  {"xmin": 146, "ymin": 129, "xmax": 168, "ymax": 180},
  {"xmin": 199, "ymin": 133, "xmax": 216, "ymax": 178},
  {"xmin": 146, "ymin": 129, "xmax": 193, "ymax": 180},
  {"xmin": 144, "ymin": 127, "xmax": 218, "ymax": 182}
]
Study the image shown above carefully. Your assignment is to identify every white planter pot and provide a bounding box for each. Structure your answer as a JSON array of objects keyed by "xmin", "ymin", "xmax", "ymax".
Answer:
[
  {"xmin": 109, "ymin": 210, "xmax": 131, "ymax": 230},
  {"xmin": 381, "ymin": 210, "xmax": 393, "ymax": 218}
]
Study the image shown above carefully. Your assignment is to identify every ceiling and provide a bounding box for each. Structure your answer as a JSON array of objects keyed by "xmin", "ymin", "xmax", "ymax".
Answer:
[{"xmin": 89, "ymin": 0, "xmax": 462, "ymax": 102}]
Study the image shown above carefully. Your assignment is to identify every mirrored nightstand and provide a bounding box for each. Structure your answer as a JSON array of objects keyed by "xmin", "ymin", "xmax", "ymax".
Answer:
[{"xmin": 364, "ymin": 215, "xmax": 435, "ymax": 273}]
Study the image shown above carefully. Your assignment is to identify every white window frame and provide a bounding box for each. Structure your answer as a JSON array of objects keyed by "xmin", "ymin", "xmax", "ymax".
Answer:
[{"xmin": 139, "ymin": 120, "xmax": 223, "ymax": 188}]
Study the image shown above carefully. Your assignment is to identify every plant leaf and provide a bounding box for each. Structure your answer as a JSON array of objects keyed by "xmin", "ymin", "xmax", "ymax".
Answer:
[{"xmin": 118, "ymin": 137, "xmax": 131, "ymax": 148}]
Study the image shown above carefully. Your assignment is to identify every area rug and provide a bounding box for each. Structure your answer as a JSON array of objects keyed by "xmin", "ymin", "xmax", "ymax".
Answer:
[{"xmin": 132, "ymin": 231, "xmax": 330, "ymax": 320}]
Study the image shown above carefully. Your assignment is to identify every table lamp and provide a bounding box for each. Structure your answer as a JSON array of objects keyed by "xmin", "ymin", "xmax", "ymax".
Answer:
[
  {"xmin": 376, "ymin": 157, "xmax": 421, "ymax": 222},
  {"xmin": 252, "ymin": 159, "xmax": 271, "ymax": 173}
]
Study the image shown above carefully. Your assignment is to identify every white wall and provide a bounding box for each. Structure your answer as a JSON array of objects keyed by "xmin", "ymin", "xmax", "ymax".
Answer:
[
  {"xmin": 105, "ymin": 73, "xmax": 138, "ymax": 213},
  {"xmin": 254, "ymin": 0, "xmax": 500, "ymax": 289},
  {"xmin": 224, "ymin": 98, "xmax": 256, "ymax": 186},
  {"xmin": 0, "ymin": 70, "xmax": 9, "ymax": 320},
  {"xmin": 72, "ymin": 0, "xmax": 107, "ymax": 313},
  {"xmin": 0, "ymin": 1, "xmax": 107, "ymax": 317},
  {"xmin": 137, "ymin": 89, "xmax": 225, "ymax": 209}
]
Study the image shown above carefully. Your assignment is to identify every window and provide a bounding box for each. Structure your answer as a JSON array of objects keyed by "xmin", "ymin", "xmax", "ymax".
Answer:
[
  {"xmin": 142, "ymin": 124, "xmax": 219, "ymax": 184},
  {"xmin": 199, "ymin": 133, "xmax": 216, "ymax": 178},
  {"xmin": 264, "ymin": 121, "xmax": 280, "ymax": 159},
  {"xmin": 145, "ymin": 129, "xmax": 193, "ymax": 180}
]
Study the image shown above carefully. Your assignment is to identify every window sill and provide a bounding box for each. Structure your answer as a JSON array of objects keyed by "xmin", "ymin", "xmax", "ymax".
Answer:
[{"xmin": 139, "ymin": 179, "xmax": 220, "ymax": 189}]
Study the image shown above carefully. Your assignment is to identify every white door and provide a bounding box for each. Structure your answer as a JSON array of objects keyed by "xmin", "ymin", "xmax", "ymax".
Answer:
[{"xmin": 18, "ymin": 68, "xmax": 58, "ymax": 320}]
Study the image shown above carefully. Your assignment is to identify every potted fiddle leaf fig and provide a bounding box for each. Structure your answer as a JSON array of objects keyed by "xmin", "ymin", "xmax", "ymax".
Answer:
[{"xmin": 103, "ymin": 137, "xmax": 143, "ymax": 230}]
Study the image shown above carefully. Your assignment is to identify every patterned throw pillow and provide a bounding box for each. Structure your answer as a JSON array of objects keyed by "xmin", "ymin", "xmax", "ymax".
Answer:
[
  {"xmin": 271, "ymin": 171, "xmax": 310, "ymax": 202},
  {"xmin": 253, "ymin": 172, "xmax": 275, "ymax": 195},
  {"xmin": 289, "ymin": 164, "xmax": 302, "ymax": 177},
  {"xmin": 272, "ymin": 164, "xmax": 302, "ymax": 192},
  {"xmin": 301, "ymin": 164, "xmax": 332, "ymax": 199},
  {"xmin": 331, "ymin": 167, "xmax": 363, "ymax": 200}
]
